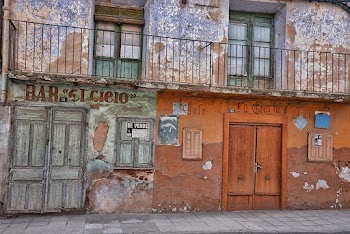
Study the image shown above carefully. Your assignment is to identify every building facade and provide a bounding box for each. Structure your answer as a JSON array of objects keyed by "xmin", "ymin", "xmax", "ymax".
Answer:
[{"xmin": 0, "ymin": 0, "xmax": 350, "ymax": 214}]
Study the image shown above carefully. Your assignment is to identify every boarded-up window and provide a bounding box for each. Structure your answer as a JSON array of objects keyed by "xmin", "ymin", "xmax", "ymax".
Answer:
[
  {"xmin": 116, "ymin": 117, "xmax": 154, "ymax": 168},
  {"xmin": 182, "ymin": 129, "xmax": 203, "ymax": 160},
  {"xmin": 307, "ymin": 133, "xmax": 333, "ymax": 162}
]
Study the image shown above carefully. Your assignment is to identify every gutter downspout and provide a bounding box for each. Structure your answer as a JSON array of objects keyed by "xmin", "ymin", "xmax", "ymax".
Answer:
[{"xmin": 0, "ymin": 0, "xmax": 9, "ymax": 105}]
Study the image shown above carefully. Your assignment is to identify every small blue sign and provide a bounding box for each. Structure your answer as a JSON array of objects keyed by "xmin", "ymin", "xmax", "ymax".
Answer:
[
  {"xmin": 315, "ymin": 112, "xmax": 330, "ymax": 129},
  {"xmin": 294, "ymin": 115, "xmax": 308, "ymax": 131}
]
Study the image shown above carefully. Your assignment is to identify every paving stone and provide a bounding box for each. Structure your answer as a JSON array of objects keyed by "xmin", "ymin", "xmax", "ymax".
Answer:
[
  {"xmin": 103, "ymin": 223, "xmax": 121, "ymax": 228},
  {"xmin": 121, "ymin": 222, "xmax": 160, "ymax": 233},
  {"xmin": 238, "ymin": 221, "xmax": 264, "ymax": 230},
  {"xmin": 156, "ymin": 223, "xmax": 177, "ymax": 232},
  {"xmin": 85, "ymin": 223, "xmax": 103, "ymax": 229},
  {"xmin": 8, "ymin": 222, "xmax": 29, "ymax": 229},
  {"xmin": 2, "ymin": 227, "xmax": 26, "ymax": 234},
  {"xmin": 102, "ymin": 227, "xmax": 123, "ymax": 233},
  {"xmin": 0, "ymin": 224, "xmax": 9, "ymax": 229},
  {"xmin": 12, "ymin": 218, "xmax": 32, "ymax": 223},
  {"xmin": 28, "ymin": 221, "xmax": 49, "ymax": 227},
  {"xmin": 0, "ymin": 219, "xmax": 13, "ymax": 224}
]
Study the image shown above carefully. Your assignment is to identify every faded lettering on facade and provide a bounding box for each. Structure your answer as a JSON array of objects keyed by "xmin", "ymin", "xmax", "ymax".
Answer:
[{"xmin": 24, "ymin": 84, "xmax": 135, "ymax": 104}]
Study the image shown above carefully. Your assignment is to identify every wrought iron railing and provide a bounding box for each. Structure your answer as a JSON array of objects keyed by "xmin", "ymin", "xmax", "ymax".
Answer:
[{"xmin": 8, "ymin": 20, "xmax": 350, "ymax": 94}]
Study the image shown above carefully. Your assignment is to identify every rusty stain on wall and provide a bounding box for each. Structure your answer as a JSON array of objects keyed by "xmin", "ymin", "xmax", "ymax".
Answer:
[{"xmin": 93, "ymin": 122, "xmax": 109, "ymax": 153}]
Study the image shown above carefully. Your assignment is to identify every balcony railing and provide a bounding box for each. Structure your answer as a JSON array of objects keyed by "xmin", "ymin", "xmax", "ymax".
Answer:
[{"xmin": 8, "ymin": 20, "xmax": 350, "ymax": 95}]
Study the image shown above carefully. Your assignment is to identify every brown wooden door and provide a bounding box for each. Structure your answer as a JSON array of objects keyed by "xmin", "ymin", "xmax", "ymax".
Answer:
[{"xmin": 227, "ymin": 124, "xmax": 281, "ymax": 210}]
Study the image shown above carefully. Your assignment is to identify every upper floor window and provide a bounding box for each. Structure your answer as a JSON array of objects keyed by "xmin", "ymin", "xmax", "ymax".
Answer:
[
  {"xmin": 94, "ymin": 22, "xmax": 142, "ymax": 79},
  {"xmin": 228, "ymin": 12, "xmax": 274, "ymax": 86}
]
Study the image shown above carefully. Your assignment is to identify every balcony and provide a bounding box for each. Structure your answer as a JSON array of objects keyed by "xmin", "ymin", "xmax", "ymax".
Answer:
[{"xmin": 8, "ymin": 21, "xmax": 350, "ymax": 101}]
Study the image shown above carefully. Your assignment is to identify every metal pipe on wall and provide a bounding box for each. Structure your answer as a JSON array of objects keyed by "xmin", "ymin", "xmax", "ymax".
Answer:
[{"xmin": 0, "ymin": 0, "xmax": 9, "ymax": 104}]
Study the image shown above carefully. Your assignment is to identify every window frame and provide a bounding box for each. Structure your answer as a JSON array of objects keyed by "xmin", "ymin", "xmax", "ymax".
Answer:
[{"xmin": 228, "ymin": 11, "xmax": 275, "ymax": 85}]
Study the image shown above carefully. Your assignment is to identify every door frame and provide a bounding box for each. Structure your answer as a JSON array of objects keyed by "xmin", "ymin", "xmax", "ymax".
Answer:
[{"xmin": 222, "ymin": 113, "xmax": 288, "ymax": 210}]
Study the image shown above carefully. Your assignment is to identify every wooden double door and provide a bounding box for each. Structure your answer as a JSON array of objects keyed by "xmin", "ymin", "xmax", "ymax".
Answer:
[
  {"xmin": 7, "ymin": 106, "xmax": 86, "ymax": 214},
  {"xmin": 227, "ymin": 124, "xmax": 282, "ymax": 210}
]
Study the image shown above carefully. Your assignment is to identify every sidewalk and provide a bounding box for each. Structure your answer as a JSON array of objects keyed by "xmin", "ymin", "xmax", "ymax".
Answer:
[{"xmin": 1, "ymin": 209, "xmax": 350, "ymax": 234}]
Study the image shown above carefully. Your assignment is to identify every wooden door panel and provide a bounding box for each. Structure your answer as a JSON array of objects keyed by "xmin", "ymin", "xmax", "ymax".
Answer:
[
  {"xmin": 253, "ymin": 195, "xmax": 280, "ymax": 210},
  {"xmin": 255, "ymin": 126, "xmax": 281, "ymax": 195},
  {"xmin": 48, "ymin": 109, "xmax": 86, "ymax": 212},
  {"xmin": 228, "ymin": 125, "xmax": 255, "ymax": 195},
  {"xmin": 228, "ymin": 195, "xmax": 253, "ymax": 210}
]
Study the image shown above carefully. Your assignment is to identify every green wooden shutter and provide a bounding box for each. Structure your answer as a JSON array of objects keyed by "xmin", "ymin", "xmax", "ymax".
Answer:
[{"xmin": 116, "ymin": 118, "xmax": 154, "ymax": 168}]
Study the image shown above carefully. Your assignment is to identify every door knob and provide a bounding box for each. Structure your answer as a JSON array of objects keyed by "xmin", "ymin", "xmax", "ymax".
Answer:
[{"xmin": 238, "ymin": 175, "xmax": 245, "ymax": 180}]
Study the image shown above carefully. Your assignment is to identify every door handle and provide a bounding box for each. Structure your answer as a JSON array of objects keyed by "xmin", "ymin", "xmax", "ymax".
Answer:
[
  {"xmin": 255, "ymin": 162, "xmax": 262, "ymax": 173},
  {"xmin": 238, "ymin": 176, "xmax": 245, "ymax": 180},
  {"xmin": 265, "ymin": 176, "xmax": 271, "ymax": 180}
]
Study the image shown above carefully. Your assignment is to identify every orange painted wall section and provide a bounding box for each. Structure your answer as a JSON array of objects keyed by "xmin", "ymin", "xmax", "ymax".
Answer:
[{"xmin": 154, "ymin": 91, "xmax": 350, "ymax": 211}]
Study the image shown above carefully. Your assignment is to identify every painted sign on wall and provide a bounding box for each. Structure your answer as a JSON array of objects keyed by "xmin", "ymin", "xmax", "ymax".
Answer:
[{"xmin": 24, "ymin": 84, "xmax": 136, "ymax": 104}]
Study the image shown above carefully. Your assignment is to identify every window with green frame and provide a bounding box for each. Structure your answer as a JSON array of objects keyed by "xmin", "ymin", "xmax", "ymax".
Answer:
[
  {"xmin": 94, "ymin": 22, "xmax": 142, "ymax": 79},
  {"xmin": 228, "ymin": 12, "xmax": 274, "ymax": 86}
]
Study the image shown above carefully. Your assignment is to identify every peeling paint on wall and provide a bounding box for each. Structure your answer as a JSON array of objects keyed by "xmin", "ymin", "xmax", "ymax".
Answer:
[
  {"xmin": 86, "ymin": 159, "xmax": 114, "ymax": 181},
  {"xmin": 316, "ymin": 180, "xmax": 329, "ymax": 190},
  {"xmin": 290, "ymin": 171, "xmax": 300, "ymax": 178},
  {"xmin": 303, "ymin": 182, "xmax": 314, "ymax": 192},
  {"xmin": 203, "ymin": 160, "xmax": 213, "ymax": 171},
  {"xmin": 335, "ymin": 163, "xmax": 350, "ymax": 183}
]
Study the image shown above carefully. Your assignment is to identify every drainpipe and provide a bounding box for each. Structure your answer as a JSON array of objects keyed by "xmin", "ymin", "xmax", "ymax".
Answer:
[{"xmin": 0, "ymin": 0, "xmax": 9, "ymax": 105}]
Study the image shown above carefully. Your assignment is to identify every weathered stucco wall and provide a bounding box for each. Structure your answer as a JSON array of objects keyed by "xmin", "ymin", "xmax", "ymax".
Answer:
[
  {"xmin": 8, "ymin": 80, "xmax": 157, "ymax": 213},
  {"xmin": 284, "ymin": 1, "xmax": 350, "ymax": 93},
  {"xmin": 155, "ymin": 91, "xmax": 350, "ymax": 211},
  {"xmin": 9, "ymin": 0, "xmax": 93, "ymax": 75},
  {"xmin": 144, "ymin": 0, "xmax": 229, "ymax": 85},
  {"xmin": 285, "ymin": 2, "xmax": 350, "ymax": 53}
]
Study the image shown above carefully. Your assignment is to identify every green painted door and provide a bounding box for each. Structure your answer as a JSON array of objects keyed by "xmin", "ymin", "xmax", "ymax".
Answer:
[{"xmin": 7, "ymin": 106, "xmax": 86, "ymax": 214}]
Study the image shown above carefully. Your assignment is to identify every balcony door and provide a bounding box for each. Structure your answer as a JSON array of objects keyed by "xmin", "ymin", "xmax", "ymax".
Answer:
[
  {"xmin": 228, "ymin": 12, "xmax": 274, "ymax": 88},
  {"xmin": 94, "ymin": 22, "xmax": 142, "ymax": 79}
]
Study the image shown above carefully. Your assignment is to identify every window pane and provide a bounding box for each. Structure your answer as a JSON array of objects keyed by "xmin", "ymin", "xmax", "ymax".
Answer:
[
  {"xmin": 228, "ymin": 43, "xmax": 247, "ymax": 58},
  {"xmin": 253, "ymin": 42, "xmax": 270, "ymax": 59},
  {"xmin": 253, "ymin": 58, "xmax": 270, "ymax": 77},
  {"xmin": 229, "ymin": 23, "xmax": 247, "ymax": 41},
  {"xmin": 121, "ymin": 25, "xmax": 142, "ymax": 45},
  {"xmin": 228, "ymin": 58, "xmax": 247, "ymax": 76},
  {"xmin": 254, "ymin": 26, "xmax": 271, "ymax": 42},
  {"xmin": 121, "ymin": 25, "xmax": 142, "ymax": 59},
  {"xmin": 120, "ymin": 45, "xmax": 141, "ymax": 59},
  {"xmin": 96, "ymin": 22, "xmax": 115, "ymax": 45},
  {"xmin": 95, "ymin": 44, "xmax": 115, "ymax": 58},
  {"xmin": 121, "ymin": 32, "xmax": 141, "ymax": 46}
]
